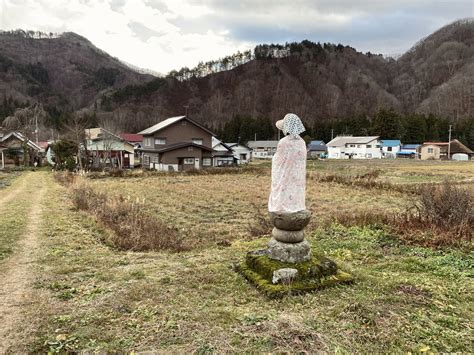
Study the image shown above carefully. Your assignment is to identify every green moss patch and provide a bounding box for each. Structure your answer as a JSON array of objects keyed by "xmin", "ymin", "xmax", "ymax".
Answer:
[{"xmin": 238, "ymin": 249, "xmax": 353, "ymax": 298}]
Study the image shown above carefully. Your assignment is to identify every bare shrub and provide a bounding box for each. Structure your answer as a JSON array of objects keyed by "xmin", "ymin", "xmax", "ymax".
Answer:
[{"xmin": 70, "ymin": 180, "xmax": 187, "ymax": 252}]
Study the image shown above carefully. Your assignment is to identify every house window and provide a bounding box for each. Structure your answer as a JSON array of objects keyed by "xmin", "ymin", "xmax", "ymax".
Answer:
[
  {"xmin": 203, "ymin": 158, "xmax": 211, "ymax": 166},
  {"xmin": 350, "ymin": 144, "xmax": 355, "ymax": 147},
  {"xmin": 192, "ymin": 138, "xmax": 203, "ymax": 145},
  {"xmin": 366, "ymin": 153, "xmax": 372, "ymax": 158},
  {"xmin": 366, "ymin": 145, "xmax": 371, "ymax": 148},
  {"xmin": 188, "ymin": 146, "xmax": 193, "ymax": 151},
  {"xmin": 144, "ymin": 137, "xmax": 153, "ymax": 147},
  {"xmin": 143, "ymin": 154, "xmax": 150, "ymax": 165},
  {"xmin": 376, "ymin": 145, "xmax": 381, "ymax": 148},
  {"xmin": 155, "ymin": 138, "xmax": 166, "ymax": 145},
  {"xmin": 428, "ymin": 148, "xmax": 434, "ymax": 153},
  {"xmin": 357, "ymin": 145, "xmax": 361, "ymax": 148},
  {"xmin": 151, "ymin": 155, "xmax": 159, "ymax": 164},
  {"xmin": 388, "ymin": 147, "xmax": 392, "ymax": 151},
  {"xmin": 184, "ymin": 158, "xmax": 194, "ymax": 164}
]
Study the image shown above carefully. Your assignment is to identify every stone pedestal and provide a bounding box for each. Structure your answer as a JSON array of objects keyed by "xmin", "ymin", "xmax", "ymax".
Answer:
[
  {"xmin": 238, "ymin": 210, "xmax": 353, "ymax": 297},
  {"xmin": 267, "ymin": 210, "xmax": 312, "ymax": 263}
]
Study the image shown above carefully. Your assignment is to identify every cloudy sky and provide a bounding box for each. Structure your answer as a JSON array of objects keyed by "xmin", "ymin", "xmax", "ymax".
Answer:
[{"xmin": 0, "ymin": 0, "xmax": 472, "ymax": 74}]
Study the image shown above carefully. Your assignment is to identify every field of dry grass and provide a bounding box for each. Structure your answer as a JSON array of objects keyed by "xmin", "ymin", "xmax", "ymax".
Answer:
[{"xmin": 1, "ymin": 160, "xmax": 473, "ymax": 352}]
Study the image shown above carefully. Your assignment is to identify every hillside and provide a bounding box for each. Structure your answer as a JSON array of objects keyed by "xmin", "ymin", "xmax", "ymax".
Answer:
[
  {"xmin": 94, "ymin": 19, "xmax": 473, "ymax": 132},
  {"xmin": 0, "ymin": 30, "xmax": 153, "ymax": 112},
  {"xmin": 0, "ymin": 19, "xmax": 472, "ymax": 134}
]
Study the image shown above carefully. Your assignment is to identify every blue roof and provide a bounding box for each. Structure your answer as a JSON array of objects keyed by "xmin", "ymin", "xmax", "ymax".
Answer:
[
  {"xmin": 397, "ymin": 151, "xmax": 416, "ymax": 155},
  {"xmin": 309, "ymin": 140, "xmax": 325, "ymax": 145},
  {"xmin": 402, "ymin": 144, "xmax": 421, "ymax": 149},
  {"xmin": 381, "ymin": 140, "xmax": 401, "ymax": 147}
]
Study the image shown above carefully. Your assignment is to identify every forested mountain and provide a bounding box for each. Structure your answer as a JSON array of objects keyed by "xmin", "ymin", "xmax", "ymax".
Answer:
[
  {"xmin": 0, "ymin": 20, "xmax": 473, "ymax": 145},
  {"xmin": 0, "ymin": 30, "xmax": 153, "ymax": 125},
  {"xmin": 95, "ymin": 19, "xmax": 473, "ymax": 134}
]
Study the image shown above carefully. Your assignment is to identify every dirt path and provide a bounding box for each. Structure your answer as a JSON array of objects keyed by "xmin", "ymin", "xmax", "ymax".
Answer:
[{"xmin": 0, "ymin": 174, "xmax": 46, "ymax": 353}]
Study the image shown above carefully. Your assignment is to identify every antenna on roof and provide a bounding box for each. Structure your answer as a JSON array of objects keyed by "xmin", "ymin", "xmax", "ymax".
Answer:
[{"xmin": 183, "ymin": 105, "xmax": 189, "ymax": 117}]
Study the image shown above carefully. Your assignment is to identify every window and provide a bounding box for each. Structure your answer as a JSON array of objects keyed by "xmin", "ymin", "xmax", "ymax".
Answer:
[
  {"xmin": 376, "ymin": 145, "xmax": 381, "ymax": 148},
  {"xmin": 357, "ymin": 145, "xmax": 361, "ymax": 148},
  {"xmin": 428, "ymin": 148, "xmax": 434, "ymax": 153},
  {"xmin": 144, "ymin": 137, "xmax": 153, "ymax": 147},
  {"xmin": 203, "ymin": 158, "xmax": 211, "ymax": 166},
  {"xmin": 143, "ymin": 154, "xmax": 150, "ymax": 165},
  {"xmin": 350, "ymin": 144, "xmax": 355, "ymax": 147},
  {"xmin": 388, "ymin": 147, "xmax": 392, "ymax": 151},
  {"xmin": 192, "ymin": 138, "xmax": 203, "ymax": 145},
  {"xmin": 366, "ymin": 145, "xmax": 371, "ymax": 148},
  {"xmin": 151, "ymin": 155, "xmax": 159, "ymax": 164},
  {"xmin": 154, "ymin": 138, "xmax": 166, "ymax": 145},
  {"xmin": 366, "ymin": 153, "xmax": 372, "ymax": 158},
  {"xmin": 184, "ymin": 158, "xmax": 194, "ymax": 164}
]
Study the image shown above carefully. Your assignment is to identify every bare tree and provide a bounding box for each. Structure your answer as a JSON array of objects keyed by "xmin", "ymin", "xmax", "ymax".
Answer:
[
  {"xmin": 2, "ymin": 103, "xmax": 47, "ymax": 166},
  {"xmin": 64, "ymin": 113, "xmax": 89, "ymax": 171}
]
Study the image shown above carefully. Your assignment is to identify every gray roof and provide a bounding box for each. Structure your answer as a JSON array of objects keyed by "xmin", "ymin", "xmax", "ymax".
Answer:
[
  {"xmin": 326, "ymin": 136, "xmax": 379, "ymax": 147},
  {"xmin": 138, "ymin": 116, "xmax": 185, "ymax": 135},
  {"xmin": 247, "ymin": 140, "xmax": 279, "ymax": 148}
]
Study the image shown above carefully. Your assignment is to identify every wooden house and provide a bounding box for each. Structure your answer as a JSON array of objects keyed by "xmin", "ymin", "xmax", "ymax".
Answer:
[
  {"xmin": 307, "ymin": 140, "xmax": 327, "ymax": 158},
  {"xmin": 247, "ymin": 140, "xmax": 279, "ymax": 159},
  {"xmin": 420, "ymin": 140, "xmax": 473, "ymax": 160},
  {"xmin": 85, "ymin": 128, "xmax": 135, "ymax": 169},
  {"xmin": 212, "ymin": 137, "xmax": 235, "ymax": 166},
  {"xmin": 138, "ymin": 116, "xmax": 215, "ymax": 171},
  {"xmin": 0, "ymin": 132, "xmax": 42, "ymax": 166}
]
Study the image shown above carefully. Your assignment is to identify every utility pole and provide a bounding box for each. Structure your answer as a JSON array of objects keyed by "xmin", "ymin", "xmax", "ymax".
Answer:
[
  {"xmin": 254, "ymin": 133, "xmax": 257, "ymax": 141},
  {"xmin": 331, "ymin": 129, "xmax": 334, "ymax": 140},
  {"xmin": 448, "ymin": 124, "xmax": 452, "ymax": 160}
]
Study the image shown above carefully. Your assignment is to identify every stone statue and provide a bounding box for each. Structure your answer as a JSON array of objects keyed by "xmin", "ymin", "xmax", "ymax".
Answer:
[
  {"xmin": 237, "ymin": 113, "xmax": 352, "ymax": 296},
  {"xmin": 268, "ymin": 113, "xmax": 312, "ymax": 263}
]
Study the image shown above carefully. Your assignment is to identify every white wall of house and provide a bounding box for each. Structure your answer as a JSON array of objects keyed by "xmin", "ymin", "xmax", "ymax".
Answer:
[
  {"xmin": 231, "ymin": 146, "xmax": 251, "ymax": 164},
  {"xmin": 213, "ymin": 156, "xmax": 234, "ymax": 166},
  {"xmin": 328, "ymin": 141, "xmax": 382, "ymax": 159},
  {"xmin": 149, "ymin": 163, "xmax": 179, "ymax": 171},
  {"xmin": 382, "ymin": 145, "xmax": 401, "ymax": 158}
]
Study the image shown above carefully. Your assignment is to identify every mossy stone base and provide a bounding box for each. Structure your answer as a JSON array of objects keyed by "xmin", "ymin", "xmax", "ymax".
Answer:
[{"xmin": 238, "ymin": 249, "xmax": 353, "ymax": 298}]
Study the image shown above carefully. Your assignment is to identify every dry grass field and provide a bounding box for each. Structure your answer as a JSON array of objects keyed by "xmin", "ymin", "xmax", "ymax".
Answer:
[{"xmin": 0, "ymin": 160, "xmax": 473, "ymax": 352}]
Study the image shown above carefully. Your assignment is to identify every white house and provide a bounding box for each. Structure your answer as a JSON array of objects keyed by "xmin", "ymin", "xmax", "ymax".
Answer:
[
  {"xmin": 381, "ymin": 140, "xmax": 401, "ymax": 158},
  {"xmin": 326, "ymin": 136, "xmax": 382, "ymax": 159},
  {"xmin": 226, "ymin": 143, "xmax": 252, "ymax": 164},
  {"xmin": 212, "ymin": 137, "xmax": 235, "ymax": 166},
  {"xmin": 247, "ymin": 140, "xmax": 279, "ymax": 159}
]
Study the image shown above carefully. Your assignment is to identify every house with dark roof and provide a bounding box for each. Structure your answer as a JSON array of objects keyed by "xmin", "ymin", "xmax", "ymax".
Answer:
[
  {"xmin": 138, "ymin": 116, "xmax": 216, "ymax": 171},
  {"xmin": 307, "ymin": 140, "xmax": 327, "ymax": 158}
]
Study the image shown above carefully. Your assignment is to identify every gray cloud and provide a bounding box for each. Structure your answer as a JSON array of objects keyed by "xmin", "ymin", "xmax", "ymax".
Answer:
[{"xmin": 128, "ymin": 21, "xmax": 165, "ymax": 42}]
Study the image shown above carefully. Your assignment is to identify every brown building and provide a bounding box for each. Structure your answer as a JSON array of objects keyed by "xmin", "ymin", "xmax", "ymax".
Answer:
[
  {"xmin": 138, "ymin": 116, "xmax": 215, "ymax": 171},
  {"xmin": 420, "ymin": 139, "xmax": 473, "ymax": 160}
]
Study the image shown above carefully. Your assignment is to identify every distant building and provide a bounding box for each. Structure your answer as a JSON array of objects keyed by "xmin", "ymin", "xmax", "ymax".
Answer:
[
  {"xmin": 226, "ymin": 143, "xmax": 252, "ymax": 164},
  {"xmin": 212, "ymin": 137, "xmax": 235, "ymax": 166},
  {"xmin": 397, "ymin": 144, "xmax": 421, "ymax": 159},
  {"xmin": 0, "ymin": 132, "xmax": 43, "ymax": 166},
  {"xmin": 85, "ymin": 128, "xmax": 135, "ymax": 169},
  {"xmin": 326, "ymin": 136, "xmax": 382, "ymax": 159},
  {"xmin": 138, "ymin": 115, "xmax": 215, "ymax": 171},
  {"xmin": 381, "ymin": 140, "xmax": 401, "ymax": 158},
  {"xmin": 420, "ymin": 140, "xmax": 473, "ymax": 160},
  {"xmin": 247, "ymin": 140, "xmax": 279, "ymax": 159},
  {"xmin": 307, "ymin": 140, "xmax": 327, "ymax": 159}
]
